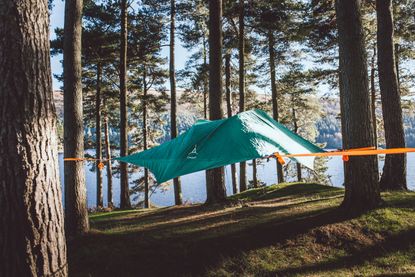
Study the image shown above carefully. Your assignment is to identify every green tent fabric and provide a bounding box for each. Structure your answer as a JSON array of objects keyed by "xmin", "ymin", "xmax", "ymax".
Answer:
[{"xmin": 116, "ymin": 109, "xmax": 324, "ymax": 183}]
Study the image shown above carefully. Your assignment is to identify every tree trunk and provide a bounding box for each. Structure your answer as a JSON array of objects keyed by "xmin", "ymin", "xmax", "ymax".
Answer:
[
  {"xmin": 170, "ymin": 0, "xmax": 183, "ymax": 205},
  {"xmin": 252, "ymin": 159, "xmax": 258, "ymax": 188},
  {"xmin": 203, "ymin": 37, "xmax": 209, "ymax": 192},
  {"xmin": 338, "ymin": 64, "xmax": 349, "ymax": 189},
  {"xmin": 0, "ymin": 0, "xmax": 68, "ymax": 275},
  {"xmin": 119, "ymin": 0, "xmax": 131, "ymax": 209},
  {"xmin": 394, "ymin": 43, "xmax": 401, "ymax": 91},
  {"xmin": 370, "ymin": 45, "xmax": 378, "ymax": 147},
  {"xmin": 268, "ymin": 30, "xmax": 284, "ymax": 184},
  {"xmin": 225, "ymin": 53, "xmax": 239, "ymax": 194},
  {"xmin": 239, "ymin": 0, "xmax": 247, "ymax": 192},
  {"xmin": 203, "ymin": 37, "xmax": 208, "ymax": 119},
  {"xmin": 96, "ymin": 63, "xmax": 103, "ymax": 208},
  {"xmin": 376, "ymin": 0, "xmax": 407, "ymax": 191},
  {"xmin": 63, "ymin": 0, "xmax": 89, "ymax": 238},
  {"xmin": 143, "ymin": 69, "xmax": 150, "ymax": 208},
  {"xmin": 292, "ymin": 107, "xmax": 302, "ymax": 182},
  {"xmin": 206, "ymin": 0, "xmax": 227, "ymax": 204},
  {"xmin": 104, "ymin": 115, "xmax": 114, "ymax": 208},
  {"xmin": 336, "ymin": 0, "xmax": 381, "ymax": 213}
]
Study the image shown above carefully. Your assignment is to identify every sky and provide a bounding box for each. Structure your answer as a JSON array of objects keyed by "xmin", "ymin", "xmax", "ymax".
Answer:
[{"xmin": 49, "ymin": 1, "xmax": 189, "ymax": 90}]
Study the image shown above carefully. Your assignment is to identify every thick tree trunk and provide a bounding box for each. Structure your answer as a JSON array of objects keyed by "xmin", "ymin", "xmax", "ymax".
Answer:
[
  {"xmin": 376, "ymin": 0, "xmax": 407, "ymax": 191},
  {"xmin": 143, "ymin": 70, "xmax": 150, "ymax": 208},
  {"xmin": 0, "ymin": 0, "xmax": 68, "ymax": 275},
  {"xmin": 104, "ymin": 115, "xmax": 113, "ymax": 208},
  {"xmin": 206, "ymin": 0, "xmax": 227, "ymax": 204},
  {"xmin": 225, "ymin": 53, "xmax": 239, "ymax": 194},
  {"xmin": 170, "ymin": 0, "xmax": 183, "ymax": 205},
  {"xmin": 336, "ymin": 0, "xmax": 381, "ymax": 213},
  {"xmin": 370, "ymin": 46, "xmax": 378, "ymax": 147},
  {"xmin": 63, "ymin": 0, "xmax": 89, "ymax": 238},
  {"xmin": 119, "ymin": 0, "xmax": 131, "ymax": 209},
  {"xmin": 96, "ymin": 64, "xmax": 103, "ymax": 208},
  {"xmin": 239, "ymin": 0, "xmax": 248, "ymax": 192},
  {"xmin": 268, "ymin": 30, "xmax": 284, "ymax": 184}
]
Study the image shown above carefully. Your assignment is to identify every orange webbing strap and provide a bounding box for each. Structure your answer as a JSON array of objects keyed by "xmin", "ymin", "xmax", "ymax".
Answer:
[
  {"xmin": 63, "ymin": 157, "xmax": 109, "ymax": 171},
  {"xmin": 274, "ymin": 147, "xmax": 415, "ymax": 165}
]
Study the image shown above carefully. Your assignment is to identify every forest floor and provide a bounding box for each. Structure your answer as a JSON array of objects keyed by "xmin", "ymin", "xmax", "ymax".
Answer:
[{"xmin": 69, "ymin": 182, "xmax": 415, "ymax": 276}]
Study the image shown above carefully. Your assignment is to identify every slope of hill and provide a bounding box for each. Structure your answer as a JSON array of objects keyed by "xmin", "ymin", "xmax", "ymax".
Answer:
[{"xmin": 68, "ymin": 182, "xmax": 415, "ymax": 276}]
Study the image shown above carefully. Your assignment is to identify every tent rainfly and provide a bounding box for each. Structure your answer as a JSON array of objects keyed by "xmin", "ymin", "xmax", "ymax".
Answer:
[{"xmin": 116, "ymin": 109, "xmax": 324, "ymax": 183}]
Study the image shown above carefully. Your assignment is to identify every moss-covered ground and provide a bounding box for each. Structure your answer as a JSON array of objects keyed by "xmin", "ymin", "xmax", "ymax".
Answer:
[{"xmin": 69, "ymin": 182, "xmax": 415, "ymax": 276}]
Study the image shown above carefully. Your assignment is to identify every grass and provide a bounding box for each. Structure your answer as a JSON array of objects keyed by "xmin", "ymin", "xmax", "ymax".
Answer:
[{"xmin": 68, "ymin": 182, "xmax": 415, "ymax": 276}]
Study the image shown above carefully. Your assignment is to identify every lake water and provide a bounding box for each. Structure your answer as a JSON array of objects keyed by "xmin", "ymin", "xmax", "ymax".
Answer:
[{"xmin": 58, "ymin": 152, "xmax": 415, "ymax": 208}]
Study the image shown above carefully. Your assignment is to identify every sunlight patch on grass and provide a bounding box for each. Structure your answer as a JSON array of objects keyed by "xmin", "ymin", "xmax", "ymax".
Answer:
[{"xmin": 71, "ymin": 182, "xmax": 415, "ymax": 277}]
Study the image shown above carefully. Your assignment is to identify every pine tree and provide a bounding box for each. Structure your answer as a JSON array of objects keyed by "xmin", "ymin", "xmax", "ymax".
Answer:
[
  {"xmin": 249, "ymin": 0, "xmax": 306, "ymax": 184},
  {"xmin": 393, "ymin": 0, "xmax": 415, "ymax": 96},
  {"xmin": 225, "ymin": 53, "xmax": 239, "ymax": 194},
  {"xmin": 119, "ymin": 0, "xmax": 131, "ymax": 209},
  {"xmin": 205, "ymin": 0, "xmax": 227, "ymax": 204},
  {"xmin": 128, "ymin": 5, "xmax": 169, "ymax": 207},
  {"xmin": 0, "ymin": 0, "xmax": 68, "ymax": 274},
  {"xmin": 376, "ymin": 0, "xmax": 407, "ymax": 191},
  {"xmin": 238, "ymin": 0, "xmax": 248, "ymax": 192},
  {"xmin": 278, "ymin": 65, "xmax": 322, "ymax": 182},
  {"xmin": 336, "ymin": 0, "xmax": 381, "ymax": 213},
  {"xmin": 178, "ymin": 0, "xmax": 210, "ymax": 118},
  {"xmin": 95, "ymin": 62, "xmax": 104, "ymax": 207},
  {"xmin": 52, "ymin": 0, "xmax": 119, "ymax": 208},
  {"xmin": 82, "ymin": 0, "xmax": 119, "ymax": 208},
  {"xmin": 63, "ymin": 0, "xmax": 90, "ymax": 236},
  {"xmin": 103, "ymin": 98, "xmax": 114, "ymax": 208},
  {"xmin": 170, "ymin": 0, "xmax": 183, "ymax": 205}
]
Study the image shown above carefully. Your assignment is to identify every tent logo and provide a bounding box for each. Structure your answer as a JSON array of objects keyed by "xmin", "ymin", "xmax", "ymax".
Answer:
[{"xmin": 187, "ymin": 145, "xmax": 198, "ymax": 159}]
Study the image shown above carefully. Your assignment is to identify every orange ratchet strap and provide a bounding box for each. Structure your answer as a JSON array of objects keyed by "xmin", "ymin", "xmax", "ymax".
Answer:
[
  {"xmin": 274, "ymin": 147, "xmax": 415, "ymax": 165},
  {"xmin": 63, "ymin": 157, "xmax": 108, "ymax": 171}
]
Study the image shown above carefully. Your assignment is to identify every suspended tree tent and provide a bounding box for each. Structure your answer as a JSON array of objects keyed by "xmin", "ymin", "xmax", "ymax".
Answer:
[{"xmin": 116, "ymin": 109, "xmax": 323, "ymax": 183}]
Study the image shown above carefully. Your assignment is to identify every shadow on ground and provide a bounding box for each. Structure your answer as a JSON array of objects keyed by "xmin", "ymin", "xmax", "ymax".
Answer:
[{"xmin": 68, "ymin": 183, "xmax": 415, "ymax": 277}]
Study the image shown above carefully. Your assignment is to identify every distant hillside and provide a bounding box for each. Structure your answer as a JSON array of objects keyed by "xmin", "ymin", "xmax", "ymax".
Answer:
[
  {"xmin": 54, "ymin": 90, "xmax": 64, "ymax": 119},
  {"xmin": 53, "ymin": 91, "xmax": 415, "ymax": 148}
]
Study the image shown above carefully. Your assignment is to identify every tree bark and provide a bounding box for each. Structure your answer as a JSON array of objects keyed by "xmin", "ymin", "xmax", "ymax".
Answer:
[
  {"xmin": 203, "ymin": 37, "xmax": 209, "ymax": 194},
  {"xmin": 225, "ymin": 53, "xmax": 239, "ymax": 194},
  {"xmin": 252, "ymin": 159, "xmax": 258, "ymax": 188},
  {"xmin": 203, "ymin": 37, "xmax": 208, "ymax": 119},
  {"xmin": 119, "ymin": 0, "xmax": 131, "ymax": 209},
  {"xmin": 206, "ymin": 0, "xmax": 227, "ymax": 204},
  {"xmin": 170, "ymin": 0, "xmax": 183, "ymax": 205},
  {"xmin": 336, "ymin": 0, "xmax": 381, "ymax": 213},
  {"xmin": 143, "ymin": 69, "xmax": 150, "ymax": 208},
  {"xmin": 376, "ymin": 0, "xmax": 407, "ymax": 191},
  {"xmin": 95, "ymin": 63, "xmax": 103, "ymax": 208},
  {"xmin": 0, "ymin": 0, "xmax": 68, "ymax": 275},
  {"xmin": 104, "ymin": 115, "xmax": 113, "ymax": 208},
  {"xmin": 63, "ymin": 0, "xmax": 89, "ymax": 238},
  {"xmin": 370, "ymin": 45, "xmax": 378, "ymax": 147},
  {"xmin": 292, "ymin": 107, "xmax": 302, "ymax": 182},
  {"xmin": 239, "ymin": 0, "xmax": 248, "ymax": 192},
  {"xmin": 394, "ymin": 43, "xmax": 401, "ymax": 91},
  {"xmin": 268, "ymin": 30, "xmax": 284, "ymax": 184}
]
